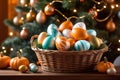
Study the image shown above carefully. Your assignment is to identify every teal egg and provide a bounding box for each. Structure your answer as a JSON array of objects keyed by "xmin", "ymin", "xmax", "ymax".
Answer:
[
  {"xmin": 30, "ymin": 64, "xmax": 39, "ymax": 73},
  {"xmin": 47, "ymin": 24, "xmax": 60, "ymax": 37},
  {"xmin": 87, "ymin": 29, "xmax": 97, "ymax": 36},
  {"xmin": 42, "ymin": 36, "xmax": 55, "ymax": 49},
  {"xmin": 74, "ymin": 40, "xmax": 90, "ymax": 51}
]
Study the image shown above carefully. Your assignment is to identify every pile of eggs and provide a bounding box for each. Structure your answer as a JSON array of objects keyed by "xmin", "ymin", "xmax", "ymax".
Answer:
[{"xmin": 37, "ymin": 21, "xmax": 103, "ymax": 51}]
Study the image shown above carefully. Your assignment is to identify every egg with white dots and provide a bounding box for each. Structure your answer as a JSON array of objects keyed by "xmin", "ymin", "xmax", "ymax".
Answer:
[
  {"xmin": 74, "ymin": 40, "xmax": 90, "ymax": 51},
  {"xmin": 73, "ymin": 22, "xmax": 86, "ymax": 30},
  {"xmin": 87, "ymin": 29, "xmax": 97, "ymax": 36}
]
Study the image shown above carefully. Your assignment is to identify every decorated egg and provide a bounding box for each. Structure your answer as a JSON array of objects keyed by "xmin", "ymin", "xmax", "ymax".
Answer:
[
  {"xmin": 55, "ymin": 36, "xmax": 70, "ymax": 51},
  {"xmin": 73, "ymin": 22, "xmax": 86, "ymax": 30},
  {"xmin": 62, "ymin": 29, "xmax": 73, "ymax": 38},
  {"xmin": 71, "ymin": 28, "xmax": 88, "ymax": 40},
  {"xmin": 87, "ymin": 29, "xmax": 97, "ymax": 36},
  {"xmin": 37, "ymin": 32, "xmax": 47, "ymax": 45},
  {"xmin": 47, "ymin": 24, "xmax": 61, "ymax": 37},
  {"xmin": 67, "ymin": 38, "xmax": 76, "ymax": 46},
  {"xmin": 88, "ymin": 35, "xmax": 102, "ymax": 49},
  {"xmin": 42, "ymin": 36, "xmax": 55, "ymax": 49},
  {"xmin": 74, "ymin": 40, "xmax": 90, "ymax": 51},
  {"xmin": 58, "ymin": 20, "xmax": 73, "ymax": 32}
]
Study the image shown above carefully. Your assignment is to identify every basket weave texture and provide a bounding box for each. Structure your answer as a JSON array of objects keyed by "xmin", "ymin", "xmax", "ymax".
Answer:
[{"xmin": 31, "ymin": 35, "xmax": 108, "ymax": 73}]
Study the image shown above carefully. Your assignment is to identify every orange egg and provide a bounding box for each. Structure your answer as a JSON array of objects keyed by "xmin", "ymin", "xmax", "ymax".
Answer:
[
  {"xmin": 58, "ymin": 20, "xmax": 73, "ymax": 32},
  {"xmin": 37, "ymin": 32, "xmax": 47, "ymax": 44},
  {"xmin": 67, "ymin": 38, "xmax": 76, "ymax": 46},
  {"xmin": 55, "ymin": 36, "xmax": 70, "ymax": 51},
  {"xmin": 71, "ymin": 28, "xmax": 88, "ymax": 40}
]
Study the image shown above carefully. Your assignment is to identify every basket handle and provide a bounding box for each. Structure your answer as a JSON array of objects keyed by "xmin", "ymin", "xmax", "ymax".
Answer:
[{"xmin": 30, "ymin": 35, "xmax": 38, "ymax": 49}]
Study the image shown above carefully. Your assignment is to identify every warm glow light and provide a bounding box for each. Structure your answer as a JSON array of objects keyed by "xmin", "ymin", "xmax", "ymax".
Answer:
[
  {"xmin": 3, "ymin": 50, "xmax": 6, "ymax": 53},
  {"xmin": 10, "ymin": 48, "xmax": 14, "ymax": 51},
  {"xmin": 9, "ymin": 32, "xmax": 13, "ymax": 36},
  {"xmin": 116, "ymin": 4, "xmax": 119, "ymax": 7},
  {"xmin": 117, "ymin": 48, "xmax": 120, "ymax": 51},
  {"xmin": 73, "ymin": 9, "xmax": 77, "ymax": 13},
  {"xmin": 111, "ymin": 5, "xmax": 115, "ymax": 9},
  {"xmin": 103, "ymin": 6, "xmax": 107, "ymax": 8},
  {"xmin": 20, "ymin": 49, "xmax": 22, "ymax": 52},
  {"xmin": 119, "ymin": 39, "xmax": 120, "ymax": 43},
  {"xmin": 97, "ymin": 9, "xmax": 100, "ymax": 12},
  {"xmin": 2, "ymin": 46, "xmax": 5, "ymax": 50},
  {"xmin": 98, "ymin": 2, "xmax": 100, "ymax": 5}
]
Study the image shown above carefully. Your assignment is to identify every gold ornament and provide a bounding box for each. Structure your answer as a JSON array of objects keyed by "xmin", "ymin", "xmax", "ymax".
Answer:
[
  {"xmin": 44, "ymin": 4, "xmax": 55, "ymax": 15},
  {"xmin": 106, "ymin": 19, "xmax": 116, "ymax": 32},
  {"xmin": 30, "ymin": 0, "xmax": 38, "ymax": 7},
  {"xmin": 20, "ymin": 27, "xmax": 29, "ymax": 39},
  {"xmin": 13, "ymin": 16, "xmax": 24, "ymax": 26},
  {"xmin": 20, "ymin": 0, "xmax": 30, "ymax": 6},
  {"xmin": 18, "ymin": 65, "xmax": 28, "ymax": 73},
  {"xmin": 26, "ymin": 9, "xmax": 36, "ymax": 22},
  {"xmin": 36, "ymin": 10, "xmax": 46, "ymax": 24}
]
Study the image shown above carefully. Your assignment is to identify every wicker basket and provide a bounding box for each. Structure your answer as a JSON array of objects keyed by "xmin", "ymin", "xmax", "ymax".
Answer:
[{"xmin": 31, "ymin": 35, "xmax": 108, "ymax": 73}]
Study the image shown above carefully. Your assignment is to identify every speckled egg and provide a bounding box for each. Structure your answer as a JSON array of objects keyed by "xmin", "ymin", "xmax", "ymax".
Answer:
[
  {"xmin": 73, "ymin": 22, "xmax": 86, "ymax": 30},
  {"xmin": 55, "ymin": 36, "xmax": 70, "ymax": 51},
  {"xmin": 42, "ymin": 36, "xmax": 55, "ymax": 50},
  {"xmin": 74, "ymin": 40, "xmax": 90, "ymax": 51},
  {"xmin": 87, "ymin": 29, "xmax": 97, "ymax": 36}
]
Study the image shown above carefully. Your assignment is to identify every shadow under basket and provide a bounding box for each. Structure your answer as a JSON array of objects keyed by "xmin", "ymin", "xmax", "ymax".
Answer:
[{"xmin": 31, "ymin": 35, "xmax": 108, "ymax": 73}]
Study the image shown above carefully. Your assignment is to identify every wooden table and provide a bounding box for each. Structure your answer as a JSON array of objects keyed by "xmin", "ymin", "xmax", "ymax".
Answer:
[{"xmin": 0, "ymin": 68, "xmax": 120, "ymax": 80}]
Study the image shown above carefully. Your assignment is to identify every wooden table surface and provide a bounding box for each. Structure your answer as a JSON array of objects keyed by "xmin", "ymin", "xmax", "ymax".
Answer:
[{"xmin": 0, "ymin": 68, "xmax": 120, "ymax": 80}]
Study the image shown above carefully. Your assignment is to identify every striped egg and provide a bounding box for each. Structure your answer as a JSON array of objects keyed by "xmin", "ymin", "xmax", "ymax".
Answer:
[
  {"xmin": 55, "ymin": 36, "xmax": 70, "ymax": 51},
  {"xmin": 74, "ymin": 40, "xmax": 90, "ymax": 51},
  {"xmin": 73, "ymin": 22, "xmax": 86, "ymax": 30},
  {"xmin": 42, "ymin": 36, "xmax": 55, "ymax": 50},
  {"xmin": 47, "ymin": 24, "xmax": 61, "ymax": 37},
  {"xmin": 87, "ymin": 29, "xmax": 97, "ymax": 36}
]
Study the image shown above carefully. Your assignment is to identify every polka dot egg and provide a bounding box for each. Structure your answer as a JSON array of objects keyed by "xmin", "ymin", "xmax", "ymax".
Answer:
[{"xmin": 74, "ymin": 40, "xmax": 90, "ymax": 51}]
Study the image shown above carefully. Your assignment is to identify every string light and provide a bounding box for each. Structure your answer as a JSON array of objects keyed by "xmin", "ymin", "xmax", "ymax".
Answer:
[
  {"xmin": 10, "ymin": 48, "xmax": 14, "ymax": 51},
  {"xmin": 2, "ymin": 46, "xmax": 5, "ymax": 50},
  {"xmin": 119, "ymin": 39, "xmax": 120, "ymax": 43},
  {"xmin": 117, "ymin": 48, "xmax": 120, "ymax": 51},
  {"xmin": 116, "ymin": 4, "xmax": 119, "ymax": 7},
  {"xmin": 73, "ymin": 9, "xmax": 77, "ymax": 13},
  {"xmin": 9, "ymin": 32, "xmax": 13, "ymax": 36},
  {"xmin": 111, "ymin": 5, "xmax": 115, "ymax": 9}
]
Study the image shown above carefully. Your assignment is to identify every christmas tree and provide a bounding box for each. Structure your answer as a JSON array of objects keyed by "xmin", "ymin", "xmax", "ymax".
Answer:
[{"xmin": 1, "ymin": 0, "xmax": 120, "ymax": 63}]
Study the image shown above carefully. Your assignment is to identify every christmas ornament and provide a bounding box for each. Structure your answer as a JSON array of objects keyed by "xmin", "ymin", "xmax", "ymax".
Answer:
[
  {"xmin": 62, "ymin": 29, "xmax": 73, "ymax": 38},
  {"xmin": 89, "ymin": 8, "xmax": 98, "ymax": 18},
  {"xmin": 44, "ymin": 4, "xmax": 55, "ymax": 15},
  {"xmin": 37, "ymin": 32, "xmax": 47, "ymax": 45},
  {"xmin": 26, "ymin": 9, "xmax": 36, "ymax": 22},
  {"xmin": 117, "ymin": 11, "xmax": 120, "ymax": 18},
  {"xmin": 106, "ymin": 19, "xmax": 116, "ymax": 32},
  {"xmin": 71, "ymin": 28, "xmax": 88, "ymax": 40},
  {"xmin": 87, "ymin": 29, "xmax": 97, "ymax": 36},
  {"xmin": 0, "ymin": 53, "xmax": 11, "ymax": 69},
  {"xmin": 18, "ymin": 65, "xmax": 28, "ymax": 73},
  {"xmin": 29, "ymin": 63, "xmax": 39, "ymax": 73},
  {"xmin": 13, "ymin": 16, "xmax": 24, "ymax": 26},
  {"xmin": 30, "ymin": 0, "xmax": 38, "ymax": 7},
  {"xmin": 36, "ymin": 10, "xmax": 46, "ymax": 24},
  {"xmin": 59, "ymin": 20, "xmax": 73, "ymax": 32},
  {"xmin": 80, "ymin": 0, "xmax": 85, "ymax": 2},
  {"xmin": 42, "ymin": 36, "xmax": 55, "ymax": 50},
  {"xmin": 73, "ymin": 22, "xmax": 86, "ymax": 30},
  {"xmin": 105, "ymin": 0, "xmax": 114, "ymax": 4},
  {"xmin": 20, "ymin": 27, "xmax": 29, "ymax": 39},
  {"xmin": 107, "ymin": 67, "xmax": 117, "ymax": 75},
  {"xmin": 74, "ymin": 40, "xmax": 90, "ymax": 51},
  {"xmin": 20, "ymin": 0, "xmax": 30, "ymax": 6},
  {"xmin": 55, "ymin": 36, "xmax": 70, "ymax": 51}
]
